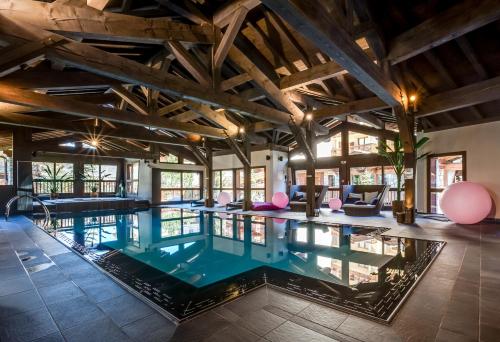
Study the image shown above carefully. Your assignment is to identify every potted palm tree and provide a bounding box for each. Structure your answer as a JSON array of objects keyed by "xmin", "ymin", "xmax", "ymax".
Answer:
[
  {"xmin": 40, "ymin": 164, "xmax": 72, "ymax": 200},
  {"xmin": 79, "ymin": 165, "xmax": 111, "ymax": 198},
  {"xmin": 378, "ymin": 136, "xmax": 430, "ymax": 216}
]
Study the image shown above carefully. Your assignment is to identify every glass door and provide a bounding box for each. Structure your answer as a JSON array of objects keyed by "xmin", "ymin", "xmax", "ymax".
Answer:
[{"xmin": 427, "ymin": 153, "xmax": 466, "ymax": 213}]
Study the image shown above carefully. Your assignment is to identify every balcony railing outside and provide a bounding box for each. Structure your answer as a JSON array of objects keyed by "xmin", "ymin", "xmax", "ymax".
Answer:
[
  {"xmin": 33, "ymin": 180, "xmax": 74, "ymax": 195},
  {"xmin": 84, "ymin": 181, "xmax": 117, "ymax": 194}
]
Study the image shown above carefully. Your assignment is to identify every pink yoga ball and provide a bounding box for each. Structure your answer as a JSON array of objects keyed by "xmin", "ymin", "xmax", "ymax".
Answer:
[
  {"xmin": 217, "ymin": 192, "xmax": 231, "ymax": 206},
  {"xmin": 440, "ymin": 181, "xmax": 492, "ymax": 224},
  {"xmin": 329, "ymin": 198, "xmax": 342, "ymax": 211},
  {"xmin": 272, "ymin": 218, "xmax": 287, "ymax": 224},
  {"xmin": 272, "ymin": 192, "xmax": 289, "ymax": 209}
]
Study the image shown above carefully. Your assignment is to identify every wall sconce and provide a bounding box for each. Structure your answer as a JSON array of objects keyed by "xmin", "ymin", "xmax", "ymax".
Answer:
[
  {"xmin": 278, "ymin": 156, "xmax": 283, "ymax": 161},
  {"xmin": 266, "ymin": 155, "xmax": 271, "ymax": 160}
]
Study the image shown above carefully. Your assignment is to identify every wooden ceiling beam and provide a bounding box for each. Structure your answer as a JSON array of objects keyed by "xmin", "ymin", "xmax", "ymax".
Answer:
[
  {"xmin": 155, "ymin": 0, "xmax": 210, "ymax": 26},
  {"xmin": 312, "ymin": 97, "xmax": 388, "ymax": 120},
  {"xmin": 415, "ymin": 76, "xmax": 500, "ymax": 118},
  {"xmin": 213, "ymin": 0, "xmax": 260, "ymax": 27},
  {"xmin": 167, "ymin": 41, "xmax": 211, "ymax": 87},
  {"xmin": 279, "ymin": 61, "xmax": 348, "ymax": 91},
  {"xmin": 2, "ymin": 71, "xmax": 116, "ymax": 91},
  {"xmin": 157, "ymin": 100, "xmax": 186, "ymax": 116},
  {"xmin": 228, "ymin": 45, "xmax": 304, "ymax": 123},
  {"xmin": 0, "ymin": 0, "xmax": 213, "ymax": 44},
  {"xmin": 167, "ymin": 110, "xmax": 200, "ymax": 122},
  {"xmin": 0, "ymin": 111, "xmax": 203, "ymax": 146},
  {"xmin": 214, "ymin": 7, "xmax": 249, "ymax": 69},
  {"xmin": 262, "ymin": 0, "xmax": 401, "ymax": 107},
  {"xmin": 186, "ymin": 101, "xmax": 239, "ymax": 136},
  {"xmin": 220, "ymin": 73, "xmax": 252, "ymax": 91},
  {"xmin": 86, "ymin": 0, "xmax": 111, "ymax": 10},
  {"xmin": 34, "ymin": 144, "xmax": 159, "ymax": 160},
  {"xmin": 0, "ymin": 84, "xmax": 226, "ymax": 138},
  {"xmin": 0, "ymin": 17, "xmax": 293, "ymax": 125},
  {"xmin": 387, "ymin": 0, "xmax": 500, "ymax": 64},
  {"xmin": 111, "ymin": 85, "xmax": 148, "ymax": 115}
]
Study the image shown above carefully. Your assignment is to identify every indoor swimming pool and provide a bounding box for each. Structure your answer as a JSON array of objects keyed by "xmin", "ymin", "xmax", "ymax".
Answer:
[{"xmin": 34, "ymin": 208, "xmax": 444, "ymax": 323}]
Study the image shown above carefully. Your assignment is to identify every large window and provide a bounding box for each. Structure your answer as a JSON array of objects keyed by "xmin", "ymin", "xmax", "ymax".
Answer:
[
  {"xmin": 0, "ymin": 132, "xmax": 12, "ymax": 185},
  {"xmin": 316, "ymin": 133, "xmax": 342, "ymax": 158},
  {"xmin": 126, "ymin": 162, "xmax": 139, "ymax": 195},
  {"xmin": 296, "ymin": 169, "xmax": 340, "ymax": 203},
  {"xmin": 213, "ymin": 169, "xmax": 233, "ymax": 201},
  {"xmin": 161, "ymin": 171, "xmax": 201, "ymax": 202},
  {"xmin": 216, "ymin": 167, "xmax": 266, "ymax": 202},
  {"xmin": 83, "ymin": 164, "xmax": 117, "ymax": 193},
  {"xmin": 350, "ymin": 166, "xmax": 383, "ymax": 185},
  {"xmin": 428, "ymin": 153, "xmax": 465, "ymax": 213},
  {"xmin": 32, "ymin": 162, "xmax": 74, "ymax": 194},
  {"xmin": 160, "ymin": 153, "xmax": 178, "ymax": 164},
  {"xmin": 349, "ymin": 131, "xmax": 379, "ymax": 155}
]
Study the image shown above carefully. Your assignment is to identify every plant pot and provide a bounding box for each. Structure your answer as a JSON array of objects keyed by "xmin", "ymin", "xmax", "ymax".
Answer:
[
  {"xmin": 50, "ymin": 192, "xmax": 59, "ymax": 200},
  {"xmin": 392, "ymin": 200, "xmax": 404, "ymax": 217},
  {"xmin": 90, "ymin": 191, "xmax": 99, "ymax": 198}
]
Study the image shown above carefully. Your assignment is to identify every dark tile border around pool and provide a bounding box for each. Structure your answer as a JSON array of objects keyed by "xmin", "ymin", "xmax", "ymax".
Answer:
[{"xmin": 33, "ymin": 212, "xmax": 445, "ymax": 325}]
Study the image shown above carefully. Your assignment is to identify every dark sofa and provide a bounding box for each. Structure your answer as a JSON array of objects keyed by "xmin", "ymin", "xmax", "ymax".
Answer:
[
  {"xmin": 341, "ymin": 185, "xmax": 390, "ymax": 216},
  {"xmin": 289, "ymin": 185, "xmax": 328, "ymax": 212}
]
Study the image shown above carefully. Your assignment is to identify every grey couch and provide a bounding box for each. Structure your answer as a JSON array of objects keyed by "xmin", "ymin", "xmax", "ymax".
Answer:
[
  {"xmin": 289, "ymin": 185, "xmax": 328, "ymax": 212},
  {"xmin": 341, "ymin": 185, "xmax": 390, "ymax": 216}
]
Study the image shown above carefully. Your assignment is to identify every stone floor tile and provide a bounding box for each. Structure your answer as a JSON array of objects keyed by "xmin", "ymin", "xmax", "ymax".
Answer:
[
  {"xmin": 237, "ymin": 309, "xmax": 287, "ymax": 336},
  {"xmin": 0, "ymin": 307, "xmax": 58, "ymax": 342},
  {"xmin": 297, "ymin": 303, "xmax": 348, "ymax": 331},
  {"xmin": 170, "ymin": 311, "xmax": 231, "ymax": 342},
  {"xmin": 205, "ymin": 324, "xmax": 261, "ymax": 342},
  {"xmin": 264, "ymin": 321, "xmax": 337, "ymax": 342},
  {"xmin": 267, "ymin": 288, "xmax": 311, "ymax": 314},
  {"xmin": 336, "ymin": 315, "xmax": 402, "ymax": 342},
  {"xmin": 62, "ymin": 317, "xmax": 131, "ymax": 342},
  {"xmin": 122, "ymin": 313, "xmax": 176, "ymax": 341},
  {"xmin": 32, "ymin": 331, "xmax": 66, "ymax": 342},
  {"xmin": 0, "ymin": 289, "xmax": 45, "ymax": 319},
  {"xmin": 47, "ymin": 295, "xmax": 106, "ymax": 330},
  {"xmin": 28, "ymin": 263, "xmax": 69, "ymax": 288},
  {"xmin": 38, "ymin": 280, "xmax": 85, "ymax": 305},
  {"xmin": 97, "ymin": 293, "xmax": 154, "ymax": 327},
  {"xmin": 76, "ymin": 277, "xmax": 126, "ymax": 303},
  {"xmin": 0, "ymin": 274, "xmax": 34, "ymax": 297}
]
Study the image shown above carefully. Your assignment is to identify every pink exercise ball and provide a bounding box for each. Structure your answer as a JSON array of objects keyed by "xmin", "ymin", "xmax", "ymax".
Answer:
[
  {"xmin": 272, "ymin": 192, "xmax": 289, "ymax": 209},
  {"xmin": 329, "ymin": 198, "xmax": 342, "ymax": 211},
  {"xmin": 272, "ymin": 218, "xmax": 287, "ymax": 224},
  {"xmin": 217, "ymin": 191, "xmax": 231, "ymax": 206},
  {"xmin": 440, "ymin": 181, "xmax": 492, "ymax": 224}
]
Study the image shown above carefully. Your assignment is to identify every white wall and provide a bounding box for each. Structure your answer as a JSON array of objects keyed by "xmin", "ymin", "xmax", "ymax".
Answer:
[
  {"xmin": 416, "ymin": 121, "xmax": 500, "ymax": 218},
  {"xmin": 213, "ymin": 149, "xmax": 288, "ymax": 201}
]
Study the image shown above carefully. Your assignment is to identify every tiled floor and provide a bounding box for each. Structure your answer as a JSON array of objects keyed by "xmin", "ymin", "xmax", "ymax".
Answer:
[{"xmin": 1, "ymin": 210, "xmax": 499, "ymax": 341}]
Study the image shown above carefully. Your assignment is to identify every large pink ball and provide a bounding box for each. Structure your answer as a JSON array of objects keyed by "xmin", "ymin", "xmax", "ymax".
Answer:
[
  {"xmin": 440, "ymin": 181, "xmax": 492, "ymax": 224},
  {"xmin": 329, "ymin": 198, "xmax": 342, "ymax": 211},
  {"xmin": 272, "ymin": 192, "xmax": 289, "ymax": 209},
  {"xmin": 217, "ymin": 191, "xmax": 231, "ymax": 206}
]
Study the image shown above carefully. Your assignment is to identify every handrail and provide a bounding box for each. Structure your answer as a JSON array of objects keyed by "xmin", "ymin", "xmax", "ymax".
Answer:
[{"xmin": 5, "ymin": 195, "xmax": 51, "ymax": 229}]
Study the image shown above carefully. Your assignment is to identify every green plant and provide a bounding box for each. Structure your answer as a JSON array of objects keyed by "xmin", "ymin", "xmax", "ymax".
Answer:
[
  {"xmin": 79, "ymin": 165, "xmax": 111, "ymax": 193},
  {"xmin": 378, "ymin": 136, "xmax": 430, "ymax": 201},
  {"xmin": 40, "ymin": 164, "xmax": 72, "ymax": 194}
]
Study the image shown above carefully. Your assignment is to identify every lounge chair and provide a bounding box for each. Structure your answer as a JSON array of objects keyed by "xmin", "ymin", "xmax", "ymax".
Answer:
[
  {"xmin": 341, "ymin": 185, "xmax": 389, "ymax": 216},
  {"xmin": 289, "ymin": 185, "xmax": 328, "ymax": 212}
]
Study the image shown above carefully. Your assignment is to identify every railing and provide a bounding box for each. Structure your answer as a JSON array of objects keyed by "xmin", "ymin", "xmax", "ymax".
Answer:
[
  {"xmin": 384, "ymin": 189, "xmax": 404, "ymax": 206},
  {"xmin": 33, "ymin": 180, "xmax": 74, "ymax": 195},
  {"xmin": 84, "ymin": 181, "xmax": 117, "ymax": 194},
  {"xmin": 322, "ymin": 188, "xmax": 341, "ymax": 203},
  {"xmin": 5, "ymin": 195, "xmax": 51, "ymax": 229}
]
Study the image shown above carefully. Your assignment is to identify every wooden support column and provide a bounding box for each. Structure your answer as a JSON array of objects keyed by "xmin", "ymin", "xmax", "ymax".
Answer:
[
  {"xmin": 243, "ymin": 137, "xmax": 252, "ymax": 211},
  {"xmin": 12, "ymin": 127, "xmax": 32, "ymax": 211},
  {"xmin": 305, "ymin": 122, "xmax": 316, "ymax": 217},
  {"xmin": 205, "ymin": 146, "xmax": 215, "ymax": 207}
]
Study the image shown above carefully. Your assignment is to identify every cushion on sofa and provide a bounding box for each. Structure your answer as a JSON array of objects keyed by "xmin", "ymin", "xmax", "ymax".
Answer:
[
  {"xmin": 345, "ymin": 192, "xmax": 363, "ymax": 204},
  {"xmin": 364, "ymin": 191, "xmax": 379, "ymax": 202}
]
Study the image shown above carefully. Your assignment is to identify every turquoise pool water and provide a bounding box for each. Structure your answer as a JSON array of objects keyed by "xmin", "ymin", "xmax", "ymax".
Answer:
[{"xmin": 38, "ymin": 208, "xmax": 444, "ymax": 321}]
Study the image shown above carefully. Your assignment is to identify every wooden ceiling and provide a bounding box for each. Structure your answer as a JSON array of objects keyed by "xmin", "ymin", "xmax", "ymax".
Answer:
[{"xmin": 0, "ymin": 0, "xmax": 498, "ymax": 161}]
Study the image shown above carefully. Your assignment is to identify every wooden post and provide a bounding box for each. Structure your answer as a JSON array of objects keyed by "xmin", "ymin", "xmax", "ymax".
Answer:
[
  {"xmin": 305, "ymin": 122, "xmax": 316, "ymax": 217},
  {"xmin": 205, "ymin": 146, "xmax": 214, "ymax": 207},
  {"xmin": 243, "ymin": 137, "xmax": 252, "ymax": 211}
]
